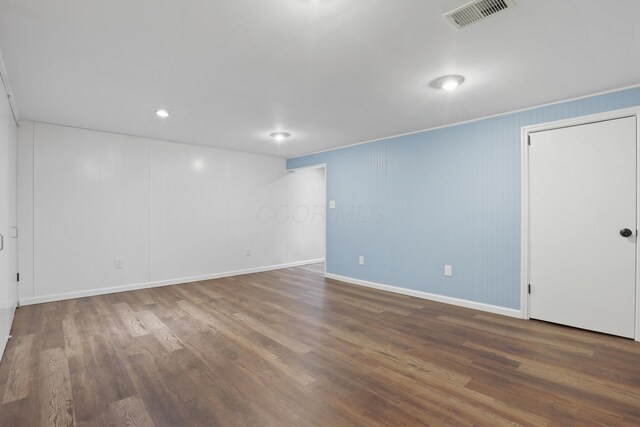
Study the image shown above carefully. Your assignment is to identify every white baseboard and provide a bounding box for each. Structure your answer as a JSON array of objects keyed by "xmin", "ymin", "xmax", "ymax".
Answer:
[
  {"xmin": 0, "ymin": 336, "xmax": 8, "ymax": 364},
  {"xmin": 19, "ymin": 258, "xmax": 325, "ymax": 306},
  {"xmin": 0, "ymin": 308, "xmax": 16, "ymax": 363},
  {"xmin": 325, "ymin": 273, "xmax": 523, "ymax": 319}
]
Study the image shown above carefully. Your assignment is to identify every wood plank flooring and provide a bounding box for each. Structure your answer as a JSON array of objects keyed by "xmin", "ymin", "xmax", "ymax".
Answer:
[{"xmin": 1, "ymin": 263, "xmax": 640, "ymax": 426}]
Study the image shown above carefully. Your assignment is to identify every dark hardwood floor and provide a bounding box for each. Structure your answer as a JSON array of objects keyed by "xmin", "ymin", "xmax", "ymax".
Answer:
[{"xmin": 1, "ymin": 263, "xmax": 639, "ymax": 426}]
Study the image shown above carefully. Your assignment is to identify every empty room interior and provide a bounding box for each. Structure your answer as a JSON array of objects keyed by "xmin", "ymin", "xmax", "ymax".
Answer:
[{"xmin": 1, "ymin": 0, "xmax": 640, "ymax": 425}]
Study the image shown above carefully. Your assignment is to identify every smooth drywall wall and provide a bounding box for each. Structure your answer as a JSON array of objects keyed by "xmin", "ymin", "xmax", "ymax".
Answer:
[
  {"xmin": 18, "ymin": 122, "xmax": 325, "ymax": 304},
  {"xmin": 0, "ymin": 80, "xmax": 17, "ymax": 360},
  {"xmin": 287, "ymin": 87, "xmax": 640, "ymax": 310}
]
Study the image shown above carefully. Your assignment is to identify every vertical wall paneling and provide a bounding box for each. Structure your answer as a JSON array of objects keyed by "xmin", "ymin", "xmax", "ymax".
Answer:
[
  {"xmin": 33, "ymin": 124, "xmax": 150, "ymax": 297},
  {"xmin": 19, "ymin": 122, "xmax": 325, "ymax": 304},
  {"xmin": 149, "ymin": 140, "xmax": 230, "ymax": 281},
  {"xmin": 17, "ymin": 121, "xmax": 33, "ymax": 300},
  {"xmin": 287, "ymin": 87, "xmax": 640, "ymax": 310},
  {"xmin": 0, "ymin": 81, "xmax": 18, "ymax": 360}
]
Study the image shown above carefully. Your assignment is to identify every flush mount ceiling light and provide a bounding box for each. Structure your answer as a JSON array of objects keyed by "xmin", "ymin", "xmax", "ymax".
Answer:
[
  {"xmin": 270, "ymin": 132, "xmax": 291, "ymax": 142},
  {"xmin": 431, "ymin": 75, "xmax": 465, "ymax": 91},
  {"xmin": 155, "ymin": 108, "xmax": 170, "ymax": 118}
]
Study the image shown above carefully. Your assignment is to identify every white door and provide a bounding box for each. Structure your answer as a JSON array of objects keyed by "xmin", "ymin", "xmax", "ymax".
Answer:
[{"xmin": 529, "ymin": 116, "xmax": 637, "ymax": 338}]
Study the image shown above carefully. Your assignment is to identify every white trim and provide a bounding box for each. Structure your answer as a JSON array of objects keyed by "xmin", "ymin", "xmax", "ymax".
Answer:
[
  {"xmin": 24, "ymin": 120, "xmax": 287, "ymax": 159},
  {"xmin": 0, "ymin": 337, "xmax": 7, "ymax": 364},
  {"xmin": 19, "ymin": 258, "xmax": 325, "ymax": 306},
  {"xmin": 520, "ymin": 121, "xmax": 529, "ymax": 321},
  {"xmin": 288, "ymin": 84, "xmax": 640, "ymax": 160},
  {"xmin": 521, "ymin": 106, "xmax": 640, "ymax": 342},
  {"xmin": 286, "ymin": 163, "xmax": 327, "ymax": 172},
  {"xmin": 0, "ymin": 49, "xmax": 19, "ymax": 124},
  {"xmin": 325, "ymin": 273, "xmax": 522, "ymax": 319}
]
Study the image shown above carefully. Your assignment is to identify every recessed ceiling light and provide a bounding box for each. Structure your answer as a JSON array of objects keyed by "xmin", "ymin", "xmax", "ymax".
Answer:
[
  {"xmin": 270, "ymin": 132, "xmax": 291, "ymax": 142},
  {"xmin": 431, "ymin": 75, "xmax": 465, "ymax": 91},
  {"xmin": 155, "ymin": 108, "xmax": 170, "ymax": 118}
]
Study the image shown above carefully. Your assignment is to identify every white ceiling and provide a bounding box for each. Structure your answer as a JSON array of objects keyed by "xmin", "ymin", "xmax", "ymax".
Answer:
[{"xmin": 1, "ymin": 0, "xmax": 639, "ymax": 157}]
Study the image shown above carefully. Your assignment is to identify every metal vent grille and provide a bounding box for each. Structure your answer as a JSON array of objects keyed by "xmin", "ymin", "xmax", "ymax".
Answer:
[{"xmin": 445, "ymin": 0, "xmax": 515, "ymax": 29}]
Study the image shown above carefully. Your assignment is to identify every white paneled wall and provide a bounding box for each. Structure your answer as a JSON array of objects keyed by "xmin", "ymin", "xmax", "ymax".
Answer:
[
  {"xmin": 33, "ymin": 125, "xmax": 150, "ymax": 297},
  {"xmin": 0, "ymin": 81, "xmax": 17, "ymax": 360},
  {"xmin": 18, "ymin": 122, "xmax": 325, "ymax": 304},
  {"xmin": 149, "ymin": 140, "xmax": 230, "ymax": 281}
]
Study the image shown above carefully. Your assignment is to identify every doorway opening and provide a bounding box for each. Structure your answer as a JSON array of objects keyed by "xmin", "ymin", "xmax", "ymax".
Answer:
[{"xmin": 286, "ymin": 164, "xmax": 326, "ymax": 274}]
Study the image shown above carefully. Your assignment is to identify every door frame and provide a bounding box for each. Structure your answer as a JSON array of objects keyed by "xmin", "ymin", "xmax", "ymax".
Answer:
[
  {"xmin": 286, "ymin": 163, "xmax": 327, "ymax": 276},
  {"xmin": 520, "ymin": 107, "xmax": 640, "ymax": 342}
]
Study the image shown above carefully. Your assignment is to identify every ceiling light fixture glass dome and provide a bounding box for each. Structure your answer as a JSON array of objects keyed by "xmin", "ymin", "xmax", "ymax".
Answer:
[
  {"xmin": 431, "ymin": 75, "xmax": 465, "ymax": 90},
  {"xmin": 155, "ymin": 108, "xmax": 170, "ymax": 118},
  {"xmin": 270, "ymin": 132, "xmax": 291, "ymax": 142}
]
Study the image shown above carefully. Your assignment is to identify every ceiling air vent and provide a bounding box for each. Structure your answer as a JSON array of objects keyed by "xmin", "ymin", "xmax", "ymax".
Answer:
[{"xmin": 445, "ymin": 0, "xmax": 516, "ymax": 29}]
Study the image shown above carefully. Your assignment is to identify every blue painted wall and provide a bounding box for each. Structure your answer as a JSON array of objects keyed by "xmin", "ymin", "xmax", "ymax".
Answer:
[{"xmin": 287, "ymin": 87, "xmax": 640, "ymax": 310}]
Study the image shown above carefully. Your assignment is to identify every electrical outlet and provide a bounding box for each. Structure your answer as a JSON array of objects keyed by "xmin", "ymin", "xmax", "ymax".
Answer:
[
  {"xmin": 329, "ymin": 200, "xmax": 336, "ymax": 209},
  {"xmin": 246, "ymin": 248, "xmax": 252, "ymax": 256},
  {"xmin": 359, "ymin": 256, "xmax": 365, "ymax": 266},
  {"xmin": 115, "ymin": 259, "xmax": 123, "ymax": 270},
  {"xmin": 444, "ymin": 265, "xmax": 452, "ymax": 277}
]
